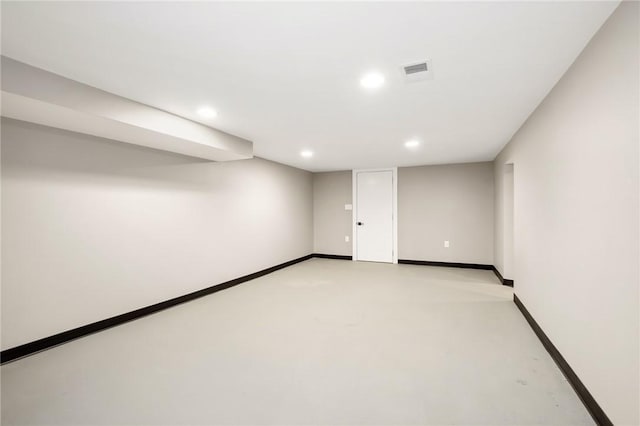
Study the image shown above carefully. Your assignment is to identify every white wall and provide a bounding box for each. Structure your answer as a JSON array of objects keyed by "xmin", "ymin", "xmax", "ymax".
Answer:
[
  {"xmin": 494, "ymin": 163, "xmax": 514, "ymax": 278},
  {"xmin": 398, "ymin": 163, "xmax": 494, "ymax": 265},
  {"xmin": 313, "ymin": 171, "xmax": 353, "ymax": 256},
  {"xmin": 312, "ymin": 164, "xmax": 494, "ymax": 264},
  {"xmin": 493, "ymin": 2, "xmax": 639, "ymax": 423},
  {"xmin": 1, "ymin": 118, "xmax": 313, "ymax": 350}
]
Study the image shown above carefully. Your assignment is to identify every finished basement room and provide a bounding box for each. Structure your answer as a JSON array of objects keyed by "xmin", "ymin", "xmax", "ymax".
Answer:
[{"xmin": 1, "ymin": 1, "xmax": 638, "ymax": 425}]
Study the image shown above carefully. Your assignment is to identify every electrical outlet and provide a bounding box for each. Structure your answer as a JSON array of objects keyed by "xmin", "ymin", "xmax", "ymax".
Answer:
[
  {"xmin": 444, "ymin": 240, "xmax": 450, "ymax": 248},
  {"xmin": 345, "ymin": 235, "xmax": 350, "ymax": 242}
]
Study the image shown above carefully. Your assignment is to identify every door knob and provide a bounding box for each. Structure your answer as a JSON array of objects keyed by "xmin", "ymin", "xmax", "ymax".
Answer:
[{"xmin": 357, "ymin": 221, "xmax": 364, "ymax": 226}]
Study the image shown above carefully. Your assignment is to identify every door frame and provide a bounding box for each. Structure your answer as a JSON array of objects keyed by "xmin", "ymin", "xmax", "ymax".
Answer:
[{"xmin": 352, "ymin": 167, "xmax": 398, "ymax": 264}]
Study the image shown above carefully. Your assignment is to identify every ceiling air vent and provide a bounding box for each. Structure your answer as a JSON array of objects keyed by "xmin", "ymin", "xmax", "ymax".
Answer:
[
  {"xmin": 402, "ymin": 60, "xmax": 433, "ymax": 83},
  {"xmin": 404, "ymin": 63, "xmax": 428, "ymax": 75}
]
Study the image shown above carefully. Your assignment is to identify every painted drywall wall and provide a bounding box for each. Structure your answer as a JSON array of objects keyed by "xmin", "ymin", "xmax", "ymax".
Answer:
[
  {"xmin": 493, "ymin": 2, "xmax": 639, "ymax": 424},
  {"xmin": 398, "ymin": 163, "xmax": 494, "ymax": 265},
  {"xmin": 494, "ymin": 163, "xmax": 514, "ymax": 278},
  {"xmin": 313, "ymin": 165, "xmax": 494, "ymax": 263},
  {"xmin": 1, "ymin": 118, "xmax": 313, "ymax": 350},
  {"xmin": 313, "ymin": 171, "xmax": 352, "ymax": 256}
]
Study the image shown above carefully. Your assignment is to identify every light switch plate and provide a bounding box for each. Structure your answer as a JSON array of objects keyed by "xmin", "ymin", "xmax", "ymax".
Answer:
[{"xmin": 345, "ymin": 204, "xmax": 353, "ymax": 210}]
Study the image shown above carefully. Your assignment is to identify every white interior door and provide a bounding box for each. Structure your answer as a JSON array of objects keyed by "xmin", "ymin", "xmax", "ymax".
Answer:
[{"xmin": 355, "ymin": 170, "xmax": 394, "ymax": 263}]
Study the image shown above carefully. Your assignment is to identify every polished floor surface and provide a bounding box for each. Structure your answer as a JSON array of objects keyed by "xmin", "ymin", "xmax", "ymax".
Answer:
[{"xmin": 1, "ymin": 258, "xmax": 593, "ymax": 425}]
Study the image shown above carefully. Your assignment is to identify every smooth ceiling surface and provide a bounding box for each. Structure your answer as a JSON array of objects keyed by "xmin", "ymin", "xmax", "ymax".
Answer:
[{"xmin": 1, "ymin": 1, "xmax": 618, "ymax": 171}]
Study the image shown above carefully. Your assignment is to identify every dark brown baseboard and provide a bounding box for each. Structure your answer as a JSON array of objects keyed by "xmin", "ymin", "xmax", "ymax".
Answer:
[
  {"xmin": 0, "ymin": 254, "xmax": 313, "ymax": 365},
  {"xmin": 398, "ymin": 259, "xmax": 515, "ymax": 287},
  {"xmin": 514, "ymin": 294, "xmax": 612, "ymax": 426},
  {"xmin": 398, "ymin": 259, "xmax": 493, "ymax": 270},
  {"xmin": 312, "ymin": 253, "xmax": 353, "ymax": 260},
  {"xmin": 492, "ymin": 265, "xmax": 514, "ymax": 287},
  {"xmin": 0, "ymin": 253, "xmax": 517, "ymax": 366}
]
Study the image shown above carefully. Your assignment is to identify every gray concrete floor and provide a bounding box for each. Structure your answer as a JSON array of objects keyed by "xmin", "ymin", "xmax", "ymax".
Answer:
[{"xmin": 1, "ymin": 258, "xmax": 593, "ymax": 425}]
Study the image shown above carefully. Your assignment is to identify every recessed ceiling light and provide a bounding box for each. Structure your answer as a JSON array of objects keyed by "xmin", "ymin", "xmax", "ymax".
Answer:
[
  {"xmin": 360, "ymin": 72, "xmax": 385, "ymax": 89},
  {"xmin": 300, "ymin": 150, "xmax": 314, "ymax": 158},
  {"xmin": 197, "ymin": 106, "xmax": 217, "ymax": 119},
  {"xmin": 405, "ymin": 139, "xmax": 420, "ymax": 149}
]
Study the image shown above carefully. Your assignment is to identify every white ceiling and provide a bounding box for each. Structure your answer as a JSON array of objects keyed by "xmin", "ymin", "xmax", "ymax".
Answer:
[{"xmin": 1, "ymin": 1, "xmax": 618, "ymax": 172}]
